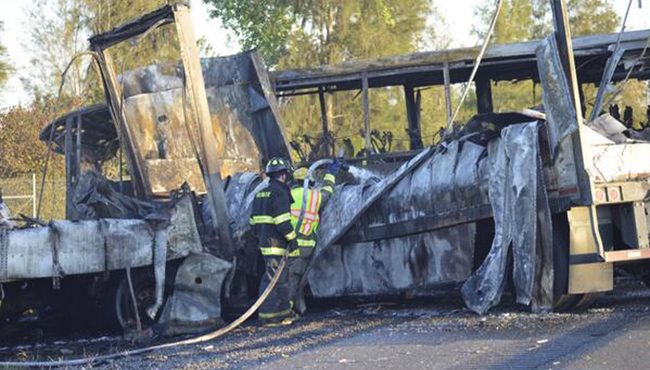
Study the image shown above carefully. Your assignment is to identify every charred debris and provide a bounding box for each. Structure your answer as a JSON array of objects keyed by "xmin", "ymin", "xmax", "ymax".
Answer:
[{"xmin": 0, "ymin": 2, "xmax": 649, "ymax": 341}]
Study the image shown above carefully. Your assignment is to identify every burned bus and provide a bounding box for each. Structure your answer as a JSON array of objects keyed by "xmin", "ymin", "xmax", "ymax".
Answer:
[{"xmin": 1, "ymin": 3, "xmax": 650, "ymax": 334}]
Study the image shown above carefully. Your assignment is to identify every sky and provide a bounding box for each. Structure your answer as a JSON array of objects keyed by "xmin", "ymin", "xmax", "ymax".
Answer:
[{"xmin": 1, "ymin": 0, "xmax": 649, "ymax": 109}]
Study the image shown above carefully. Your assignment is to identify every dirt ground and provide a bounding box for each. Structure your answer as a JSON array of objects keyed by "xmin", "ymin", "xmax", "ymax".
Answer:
[{"xmin": 1, "ymin": 278, "xmax": 650, "ymax": 369}]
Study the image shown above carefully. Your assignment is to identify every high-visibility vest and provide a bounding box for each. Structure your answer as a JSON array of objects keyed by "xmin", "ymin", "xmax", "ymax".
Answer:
[{"xmin": 290, "ymin": 187, "xmax": 322, "ymax": 240}]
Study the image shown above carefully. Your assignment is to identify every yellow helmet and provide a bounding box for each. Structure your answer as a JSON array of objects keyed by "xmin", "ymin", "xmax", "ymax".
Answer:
[{"xmin": 293, "ymin": 167, "xmax": 310, "ymax": 181}]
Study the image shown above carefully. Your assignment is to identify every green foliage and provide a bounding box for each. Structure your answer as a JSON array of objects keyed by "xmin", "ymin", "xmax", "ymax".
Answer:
[
  {"xmin": 206, "ymin": 0, "xmax": 438, "ymax": 158},
  {"xmin": 0, "ymin": 22, "xmax": 12, "ymax": 88},
  {"xmin": 203, "ymin": 0, "xmax": 293, "ymax": 66},
  {"xmin": 24, "ymin": 0, "xmax": 177, "ymax": 103},
  {"xmin": 567, "ymin": 0, "xmax": 619, "ymax": 36},
  {"xmin": 0, "ymin": 95, "xmax": 82, "ymax": 178},
  {"xmin": 472, "ymin": 0, "xmax": 642, "ymax": 123},
  {"xmin": 204, "ymin": 0, "xmax": 431, "ymax": 67},
  {"xmin": 24, "ymin": 0, "xmax": 89, "ymax": 99}
]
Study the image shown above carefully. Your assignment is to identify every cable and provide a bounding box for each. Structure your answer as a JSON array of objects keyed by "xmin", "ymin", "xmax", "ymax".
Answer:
[
  {"xmin": 444, "ymin": 0, "xmax": 503, "ymax": 136},
  {"xmin": 36, "ymin": 51, "xmax": 102, "ymax": 221},
  {"xmin": 602, "ymin": 36, "xmax": 650, "ymax": 109}
]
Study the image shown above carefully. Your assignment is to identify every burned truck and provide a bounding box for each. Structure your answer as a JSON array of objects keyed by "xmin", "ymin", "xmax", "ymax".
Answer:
[{"xmin": 1, "ymin": 3, "xmax": 650, "ymax": 335}]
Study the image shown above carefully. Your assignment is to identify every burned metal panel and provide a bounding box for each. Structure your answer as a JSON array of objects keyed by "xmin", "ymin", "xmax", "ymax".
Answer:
[
  {"xmin": 0, "ymin": 194, "xmax": 202, "ymax": 281},
  {"xmin": 158, "ymin": 252, "xmax": 232, "ymax": 334},
  {"xmin": 590, "ymin": 140, "xmax": 650, "ymax": 183},
  {"xmin": 167, "ymin": 195, "xmax": 204, "ymax": 258},
  {"xmin": 306, "ymin": 140, "xmax": 491, "ymax": 296},
  {"xmin": 98, "ymin": 219, "xmax": 154, "ymax": 271},
  {"xmin": 308, "ymin": 225, "xmax": 475, "ymax": 297},
  {"xmin": 121, "ymin": 84, "xmax": 207, "ymax": 193},
  {"xmin": 536, "ymin": 36, "xmax": 578, "ymax": 156},
  {"xmin": 462, "ymin": 122, "xmax": 554, "ymax": 314},
  {"xmin": 224, "ymin": 173, "xmax": 263, "ymax": 241},
  {"xmin": 88, "ymin": 5, "xmax": 174, "ymax": 50},
  {"xmin": 118, "ymin": 51, "xmax": 290, "ymax": 194},
  {"xmin": 201, "ymin": 52, "xmax": 290, "ymax": 163},
  {"xmin": 587, "ymin": 114, "xmax": 629, "ymax": 144}
]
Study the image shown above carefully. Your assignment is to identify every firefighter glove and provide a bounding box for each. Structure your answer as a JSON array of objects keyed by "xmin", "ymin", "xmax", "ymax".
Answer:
[{"xmin": 328, "ymin": 159, "xmax": 341, "ymax": 175}]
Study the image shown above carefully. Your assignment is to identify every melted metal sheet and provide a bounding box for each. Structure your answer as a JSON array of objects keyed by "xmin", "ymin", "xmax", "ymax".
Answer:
[{"xmin": 462, "ymin": 122, "xmax": 554, "ymax": 314}]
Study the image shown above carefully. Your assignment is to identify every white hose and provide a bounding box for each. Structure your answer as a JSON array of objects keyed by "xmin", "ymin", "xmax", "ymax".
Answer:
[
  {"xmin": 0, "ymin": 256, "xmax": 289, "ymax": 368},
  {"xmin": 0, "ymin": 161, "xmax": 330, "ymax": 368}
]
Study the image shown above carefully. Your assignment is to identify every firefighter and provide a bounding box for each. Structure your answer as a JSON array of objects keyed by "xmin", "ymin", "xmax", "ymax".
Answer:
[
  {"xmin": 250, "ymin": 157, "xmax": 300, "ymax": 327},
  {"xmin": 288, "ymin": 160, "xmax": 340, "ymax": 314}
]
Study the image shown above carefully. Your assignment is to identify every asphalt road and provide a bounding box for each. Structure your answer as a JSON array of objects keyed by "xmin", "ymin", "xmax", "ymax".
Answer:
[{"xmin": 2, "ymin": 279, "xmax": 650, "ymax": 369}]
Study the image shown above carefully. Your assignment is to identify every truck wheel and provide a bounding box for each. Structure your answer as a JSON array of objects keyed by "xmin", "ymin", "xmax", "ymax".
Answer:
[
  {"xmin": 103, "ymin": 268, "xmax": 173, "ymax": 332},
  {"xmin": 571, "ymin": 293, "xmax": 600, "ymax": 311},
  {"xmin": 553, "ymin": 294, "xmax": 580, "ymax": 312},
  {"xmin": 552, "ymin": 213, "xmax": 575, "ymax": 312}
]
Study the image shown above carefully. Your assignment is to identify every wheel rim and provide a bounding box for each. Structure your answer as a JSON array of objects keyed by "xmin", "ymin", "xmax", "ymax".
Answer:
[{"xmin": 114, "ymin": 278, "xmax": 157, "ymax": 329}]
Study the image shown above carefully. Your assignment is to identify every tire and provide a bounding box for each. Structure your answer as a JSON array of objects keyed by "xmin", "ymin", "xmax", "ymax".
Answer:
[
  {"xmin": 103, "ymin": 267, "xmax": 175, "ymax": 332},
  {"xmin": 571, "ymin": 293, "xmax": 600, "ymax": 311},
  {"xmin": 553, "ymin": 213, "xmax": 574, "ymax": 312},
  {"xmin": 550, "ymin": 213, "xmax": 600, "ymax": 312},
  {"xmin": 553, "ymin": 294, "xmax": 581, "ymax": 312}
]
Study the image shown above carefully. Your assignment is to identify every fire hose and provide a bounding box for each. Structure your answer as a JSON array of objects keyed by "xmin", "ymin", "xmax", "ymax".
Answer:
[{"xmin": 0, "ymin": 160, "xmax": 334, "ymax": 368}]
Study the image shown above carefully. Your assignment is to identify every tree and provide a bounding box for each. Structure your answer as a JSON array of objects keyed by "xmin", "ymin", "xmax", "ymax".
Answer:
[
  {"xmin": 567, "ymin": 0, "xmax": 619, "ymax": 37},
  {"xmin": 472, "ymin": 0, "xmax": 623, "ymax": 117},
  {"xmin": 23, "ymin": 0, "xmax": 178, "ymax": 103},
  {"xmin": 204, "ymin": 0, "xmax": 433, "ymax": 67},
  {"xmin": 205, "ymin": 0, "xmax": 441, "ymax": 157},
  {"xmin": 23, "ymin": 0, "xmax": 88, "ymax": 99},
  {"xmin": 0, "ymin": 21, "xmax": 12, "ymax": 89}
]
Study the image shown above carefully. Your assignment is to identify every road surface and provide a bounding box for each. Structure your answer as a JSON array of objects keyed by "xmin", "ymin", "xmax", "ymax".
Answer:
[{"xmin": 1, "ymin": 278, "xmax": 650, "ymax": 369}]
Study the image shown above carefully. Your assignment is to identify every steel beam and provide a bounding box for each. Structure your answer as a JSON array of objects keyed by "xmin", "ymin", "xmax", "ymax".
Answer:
[
  {"xmin": 318, "ymin": 87, "xmax": 330, "ymax": 157},
  {"xmin": 174, "ymin": 4, "xmax": 234, "ymax": 258},
  {"xmin": 404, "ymin": 85, "xmax": 423, "ymax": 150},
  {"xmin": 443, "ymin": 61, "xmax": 452, "ymax": 125},
  {"xmin": 362, "ymin": 73, "xmax": 371, "ymax": 156}
]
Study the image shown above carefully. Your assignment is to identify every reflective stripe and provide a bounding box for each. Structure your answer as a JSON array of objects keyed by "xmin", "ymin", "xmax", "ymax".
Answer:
[
  {"xmin": 260, "ymin": 247, "xmax": 286, "ymax": 256},
  {"xmin": 258, "ymin": 302, "xmax": 294, "ymax": 319},
  {"xmin": 290, "ymin": 187, "xmax": 322, "ymax": 236},
  {"xmin": 250, "ymin": 215, "xmax": 273, "ymax": 224},
  {"xmin": 309, "ymin": 188, "xmax": 318, "ymax": 215},
  {"xmin": 274, "ymin": 212, "xmax": 291, "ymax": 224},
  {"xmin": 301, "ymin": 221, "xmax": 312, "ymax": 235},
  {"xmin": 297, "ymin": 238, "xmax": 316, "ymax": 247},
  {"xmin": 260, "ymin": 247, "xmax": 299, "ymax": 257},
  {"xmin": 285, "ymin": 231, "xmax": 297, "ymax": 240},
  {"xmin": 322, "ymin": 185, "xmax": 334, "ymax": 193},
  {"xmin": 290, "ymin": 210, "xmax": 319, "ymax": 221},
  {"xmin": 324, "ymin": 173, "xmax": 336, "ymax": 183}
]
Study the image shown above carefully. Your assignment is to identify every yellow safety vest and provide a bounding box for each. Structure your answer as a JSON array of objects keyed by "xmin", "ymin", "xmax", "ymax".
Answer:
[{"xmin": 290, "ymin": 187, "xmax": 322, "ymax": 247}]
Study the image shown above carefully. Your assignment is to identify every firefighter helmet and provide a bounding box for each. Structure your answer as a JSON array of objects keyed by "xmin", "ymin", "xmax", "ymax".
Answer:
[
  {"xmin": 265, "ymin": 157, "xmax": 291, "ymax": 175},
  {"xmin": 293, "ymin": 167, "xmax": 311, "ymax": 181}
]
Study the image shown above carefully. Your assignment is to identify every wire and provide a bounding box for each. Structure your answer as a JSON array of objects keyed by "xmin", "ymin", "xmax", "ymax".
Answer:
[
  {"xmin": 602, "ymin": 36, "xmax": 650, "ymax": 109},
  {"xmin": 36, "ymin": 51, "xmax": 102, "ymax": 221},
  {"xmin": 445, "ymin": 0, "xmax": 503, "ymax": 135}
]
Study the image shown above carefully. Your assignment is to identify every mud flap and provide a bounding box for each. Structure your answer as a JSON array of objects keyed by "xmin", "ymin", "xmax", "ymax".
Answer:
[{"xmin": 157, "ymin": 252, "xmax": 232, "ymax": 335}]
